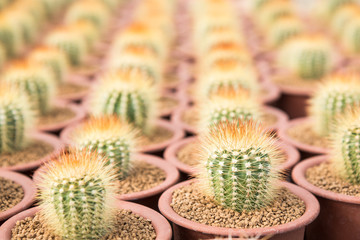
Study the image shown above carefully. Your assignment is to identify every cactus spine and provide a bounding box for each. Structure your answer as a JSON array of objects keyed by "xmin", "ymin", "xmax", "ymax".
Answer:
[
  {"xmin": 37, "ymin": 150, "xmax": 118, "ymax": 240},
  {"xmin": 309, "ymin": 73, "xmax": 360, "ymax": 136},
  {"xmin": 331, "ymin": 110, "xmax": 360, "ymax": 184},
  {"xmin": 196, "ymin": 120, "xmax": 283, "ymax": 212},
  {"xmin": 2, "ymin": 61, "xmax": 56, "ymax": 115},
  {"xmin": 89, "ymin": 72, "xmax": 157, "ymax": 132},
  {"xmin": 0, "ymin": 83, "xmax": 34, "ymax": 153},
  {"xmin": 71, "ymin": 116, "xmax": 139, "ymax": 179}
]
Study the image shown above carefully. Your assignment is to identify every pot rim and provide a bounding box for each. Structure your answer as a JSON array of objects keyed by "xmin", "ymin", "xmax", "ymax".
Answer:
[
  {"xmin": 292, "ymin": 155, "xmax": 360, "ymax": 204},
  {"xmin": 0, "ymin": 170, "xmax": 36, "ymax": 221},
  {"xmin": 159, "ymin": 179, "xmax": 319, "ymax": 237},
  {"xmin": 164, "ymin": 136, "xmax": 299, "ymax": 175},
  {"xmin": 0, "ymin": 200, "xmax": 172, "ymax": 240},
  {"xmin": 0, "ymin": 132, "xmax": 64, "ymax": 172},
  {"xmin": 278, "ymin": 117, "xmax": 329, "ymax": 155}
]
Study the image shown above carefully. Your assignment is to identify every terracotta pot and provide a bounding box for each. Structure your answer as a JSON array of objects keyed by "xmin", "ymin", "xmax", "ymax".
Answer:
[
  {"xmin": 278, "ymin": 117, "xmax": 329, "ymax": 160},
  {"xmin": 159, "ymin": 180, "xmax": 319, "ymax": 240},
  {"xmin": 0, "ymin": 170, "xmax": 36, "ymax": 222},
  {"xmin": 171, "ymin": 105, "xmax": 288, "ymax": 135},
  {"xmin": 56, "ymin": 75, "xmax": 92, "ymax": 102},
  {"xmin": 164, "ymin": 136, "xmax": 299, "ymax": 181},
  {"xmin": 60, "ymin": 119, "xmax": 185, "ymax": 155},
  {"xmin": 292, "ymin": 155, "xmax": 360, "ymax": 240},
  {"xmin": 37, "ymin": 101, "xmax": 87, "ymax": 133},
  {"xmin": 0, "ymin": 200, "xmax": 172, "ymax": 240},
  {"xmin": 33, "ymin": 153, "xmax": 179, "ymax": 211},
  {"xmin": 0, "ymin": 132, "xmax": 63, "ymax": 172}
]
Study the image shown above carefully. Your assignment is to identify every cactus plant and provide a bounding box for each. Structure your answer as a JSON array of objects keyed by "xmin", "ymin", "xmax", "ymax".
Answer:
[
  {"xmin": 65, "ymin": 0, "xmax": 110, "ymax": 31},
  {"xmin": 0, "ymin": 83, "xmax": 34, "ymax": 154},
  {"xmin": 68, "ymin": 20, "xmax": 100, "ymax": 51},
  {"xmin": 330, "ymin": 3, "xmax": 360, "ymax": 35},
  {"xmin": 314, "ymin": 0, "xmax": 354, "ymax": 22},
  {"xmin": 2, "ymin": 60, "xmax": 56, "ymax": 115},
  {"xmin": 266, "ymin": 15, "xmax": 304, "ymax": 48},
  {"xmin": 44, "ymin": 26, "xmax": 88, "ymax": 67},
  {"xmin": 255, "ymin": 0, "xmax": 293, "ymax": 31},
  {"xmin": 70, "ymin": 116, "xmax": 140, "ymax": 179},
  {"xmin": 29, "ymin": 46, "xmax": 69, "ymax": 84},
  {"xmin": 309, "ymin": 73, "xmax": 360, "ymax": 136},
  {"xmin": 278, "ymin": 34, "xmax": 334, "ymax": 80},
  {"xmin": 331, "ymin": 110, "xmax": 360, "ymax": 184},
  {"xmin": 0, "ymin": 14, "xmax": 23, "ymax": 57},
  {"xmin": 37, "ymin": 150, "xmax": 118, "ymax": 240},
  {"xmin": 89, "ymin": 72, "xmax": 157, "ymax": 133},
  {"xmin": 339, "ymin": 16, "xmax": 360, "ymax": 55},
  {"xmin": 196, "ymin": 120, "xmax": 283, "ymax": 212},
  {"xmin": 198, "ymin": 88, "xmax": 262, "ymax": 131}
]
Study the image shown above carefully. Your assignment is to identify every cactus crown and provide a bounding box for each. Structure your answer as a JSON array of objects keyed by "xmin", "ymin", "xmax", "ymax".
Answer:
[
  {"xmin": 266, "ymin": 16, "xmax": 304, "ymax": 48},
  {"xmin": 45, "ymin": 26, "xmax": 88, "ymax": 66},
  {"xmin": 89, "ymin": 72, "xmax": 157, "ymax": 133},
  {"xmin": 278, "ymin": 34, "xmax": 334, "ymax": 80},
  {"xmin": 29, "ymin": 46, "xmax": 69, "ymax": 84},
  {"xmin": 196, "ymin": 120, "xmax": 283, "ymax": 212},
  {"xmin": 340, "ymin": 15, "xmax": 360, "ymax": 55},
  {"xmin": 37, "ymin": 150, "xmax": 118, "ymax": 240},
  {"xmin": 331, "ymin": 109, "xmax": 360, "ymax": 184},
  {"xmin": 256, "ymin": 0, "xmax": 293, "ymax": 30},
  {"xmin": 0, "ymin": 83, "xmax": 34, "ymax": 153},
  {"xmin": 0, "ymin": 14, "xmax": 23, "ymax": 57},
  {"xmin": 309, "ymin": 72, "xmax": 360, "ymax": 136},
  {"xmin": 2, "ymin": 60, "xmax": 56, "ymax": 115},
  {"xmin": 330, "ymin": 3, "xmax": 360, "ymax": 35},
  {"xmin": 198, "ymin": 89, "xmax": 262, "ymax": 132},
  {"xmin": 71, "ymin": 116, "xmax": 140, "ymax": 179}
]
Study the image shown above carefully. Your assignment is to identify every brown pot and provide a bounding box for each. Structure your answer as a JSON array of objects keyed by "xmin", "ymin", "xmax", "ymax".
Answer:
[
  {"xmin": 37, "ymin": 101, "xmax": 87, "ymax": 133},
  {"xmin": 0, "ymin": 132, "xmax": 63, "ymax": 172},
  {"xmin": 171, "ymin": 105, "xmax": 288, "ymax": 135},
  {"xmin": 278, "ymin": 117, "xmax": 329, "ymax": 160},
  {"xmin": 33, "ymin": 153, "xmax": 180, "ymax": 211},
  {"xmin": 292, "ymin": 155, "xmax": 360, "ymax": 240},
  {"xmin": 164, "ymin": 136, "xmax": 299, "ymax": 180},
  {"xmin": 60, "ymin": 119, "xmax": 185, "ymax": 155},
  {"xmin": 0, "ymin": 200, "xmax": 172, "ymax": 240},
  {"xmin": 159, "ymin": 180, "xmax": 319, "ymax": 240},
  {"xmin": 0, "ymin": 170, "xmax": 36, "ymax": 222}
]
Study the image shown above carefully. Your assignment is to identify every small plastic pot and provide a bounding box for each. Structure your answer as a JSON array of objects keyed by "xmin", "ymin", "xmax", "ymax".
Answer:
[
  {"xmin": 37, "ymin": 101, "xmax": 86, "ymax": 134},
  {"xmin": 34, "ymin": 153, "xmax": 180, "ymax": 211},
  {"xmin": 278, "ymin": 117, "xmax": 329, "ymax": 160},
  {"xmin": 164, "ymin": 136, "xmax": 300, "ymax": 181},
  {"xmin": 0, "ymin": 170, "xmax": 36, "ymax": 222},
  {"xmin": 0, "ymin": 132, "xmax": 63, "ymax": 172},
  {"xmin": 292, "ymin": 155, "xmax": 360, "ymax": 240},
  {"xmin": 0, "ymin": 200, "xmax": 172, "ymax": 240},
  {"xmin": 159, "ymin": 180, "xmax": 319, "ymax": 240}
]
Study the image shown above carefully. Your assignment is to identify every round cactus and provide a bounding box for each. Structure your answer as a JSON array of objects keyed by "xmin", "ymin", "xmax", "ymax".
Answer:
[
  {"xmin": 44, "ymin": 26, "xmax": 88, "ymax": 67},
  {"xmin": 255, "ymin": 0, "xmax": 293, "ymax": 31},
  {"xmin": 2, "ymin": 60, "xmax": 57, "ymax": 115},
  {"xmin": 330, "ymin": 3, "xmax": 360, "ymax": 35},
  {"xmin": 309, "ymin": 73, "xmax": 360, "ymax": 136},
  {"xmin": 65, "ymin": 0, "xmax": 110, "ymax": 31},
  {"xmin": 29, "ymin": 46, "xmax": 69, "ymax": 84},
  {"xmin": 331, "ymin": 110, "xmax": 360, "ymax": 184},
  {"xmin": 278, "ymin": 34, "xmax": 334, "ymax": 80},
  {"xmin": 0, "ymin": 83, "xmax": 34, "ymax": 154},
  {"xmin": 339, "ymin": 16, "xmax": 360, "ymax": 55},
  {"xmin": 89, "ymin": 72, "xmax": 157, "ymax": 133},
  {"xmin": 198, "ymin": 88, "xmax": 262, "ymax": 131},
  {"xmin": 266, "ymin": 16, "xmax": 304, "ymax": 48},
  {"xmin": 196, "ymin": 120, "xmax": 283, "ymax": 212},
  {"xmin": 68, "ymin": 20, "xmax": 100, "ymax": 51},
  {"xmin": 0, "ymin": 14, "xmax": 23, "ymax": 57},
  {"xmin": 71, "ymin": 116, "xmax": 140, "ymax": 179},
  {"xmin": 315, "ymin": 0, "xmax": 354, "ymax": 22},
  {"xmin": 37, "ymin": 150, "xmax": 118, "ymax": 240}
]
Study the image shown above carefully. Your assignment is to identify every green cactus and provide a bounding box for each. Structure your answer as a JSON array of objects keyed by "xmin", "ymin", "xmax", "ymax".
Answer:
[
  {"xmin": 278, "ymin": 35, "xmax": 334, "ymax": 80},
  {"xmin": 0, "ymin": 83, "xmax": 34, "ymax": 154},
  {"xmin": 2, "ymin": 61, "xmax": 56, "ymax": 115},
  {"xmin": 197, "ymin": 120, "xmax": 283, "ymax": 212},
  {"xmin": 71, "ymin": 116, "xmax": 139, "ymax": 179},
  {"xmin": 256, "ymin": 0, "xmax": 293, "ymax": 31},
  {"xmin": 315, "ymin": 0, "xmax": 354, "ymax": 21},
  {"xmin": 330, "ymin": 3, "xmax": 360, "ymax": 36},
  {"xmin": 309, "ymin": 73, "xmax": 360, "ymax": 136},
  {"xmin": 0, "ymin": 15, "xmax": 23, "ymax": 57},
  {"xmin": 340, "ymin": 16, "xmax": 360, "ymax": 55},
  {"xmin": 45, "ymin": 27, "xmax": 88, "ymax": 67},
  {"xmin": 90, "ymin": 72, "xmax": 157, "ymax": 132},
  {"xmin": 37, "ymin": 150, "xmax": 118, "ymax": 240}
]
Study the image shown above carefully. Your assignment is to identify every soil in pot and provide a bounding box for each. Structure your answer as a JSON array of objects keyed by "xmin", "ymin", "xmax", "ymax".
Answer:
[
  {"xmin": 57, "ymin": 82, "xmax": 89, "ymax": 99},
  {"xmin": 11, "ymin": 210, "xmax": 156, "ymax": 240},
  {"xmin": 0, "ymin": 178, "xmax": 24, "ymax": 213},
  {"xmin": 171, "ymin": 183, "xmax": 305, "ymax": 229},
  {"xmin": 0, "ymin": 141, "xmax": 53, "ymax": 168},
  {"xmin": 38, "ymin": 107, "xmax": 76, "ymax": 127},
  {"xmin": 140, "ymin": 125, "xmax": 175, "ymax": 147},
  {"xmin": 272, "ymin": 74, "xmax": 319, "ymax": 90}
]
